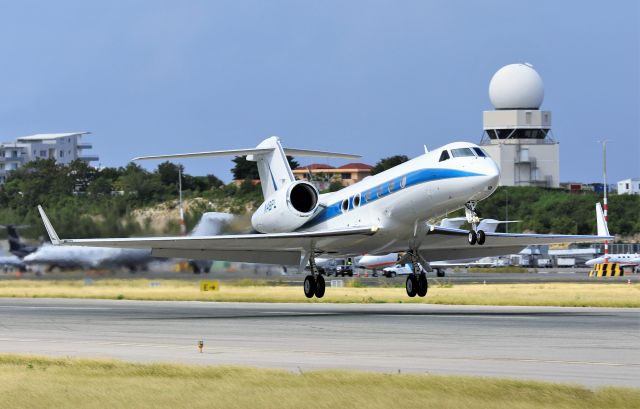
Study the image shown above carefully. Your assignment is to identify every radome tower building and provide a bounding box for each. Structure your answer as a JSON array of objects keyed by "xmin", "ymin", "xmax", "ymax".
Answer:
[{"xmin": 481, "ymin": 63, "xmax": 560, "ymax": 187}]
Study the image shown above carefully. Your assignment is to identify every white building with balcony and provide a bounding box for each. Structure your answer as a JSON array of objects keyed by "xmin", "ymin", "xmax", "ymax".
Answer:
[{"xmin": 0, "ymin": 132, "xmax": 98, "ymax": 183}]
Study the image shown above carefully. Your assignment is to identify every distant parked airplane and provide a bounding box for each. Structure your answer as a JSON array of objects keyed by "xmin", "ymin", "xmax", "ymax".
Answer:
[{"xmin": 12, "ymin": 213, "xmax": 231, "ymax": 272}]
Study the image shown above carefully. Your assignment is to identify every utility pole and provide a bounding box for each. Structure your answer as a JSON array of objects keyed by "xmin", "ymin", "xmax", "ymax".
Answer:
[
  {"xmin": 599, "ymin": 140, "xmax": 609, "ymax": 262},
  {"xmin": 505, "ymin": 189, "xmax": 509, "ymax": 233},
  {"xmin": 178, "ymin": 166, "xmax": 186, "ymax": 235}
]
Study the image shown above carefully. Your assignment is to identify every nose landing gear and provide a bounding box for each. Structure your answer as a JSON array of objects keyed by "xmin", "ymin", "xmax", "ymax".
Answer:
[{"xmin": 465, "ymin": 201, "xmax": 486, "ymax": 246}]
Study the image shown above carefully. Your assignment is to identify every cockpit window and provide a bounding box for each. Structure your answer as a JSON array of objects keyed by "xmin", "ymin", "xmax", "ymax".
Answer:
[
  {"xmin": 439, "ymin": 150, "xmax": 450, "ymax": 162},
  {"xmin": 473, "ymin": 147, "xmax": 487, "ymax": 157},
  {"xmin": 451, "ymin": 148, "xmax": 475, "ymax": 158}
]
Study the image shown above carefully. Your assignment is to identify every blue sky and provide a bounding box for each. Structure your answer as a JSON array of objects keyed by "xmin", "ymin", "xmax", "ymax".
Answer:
[{"xmin": 0, "ymin": 0, "xmax": 637, "ymax": 183}]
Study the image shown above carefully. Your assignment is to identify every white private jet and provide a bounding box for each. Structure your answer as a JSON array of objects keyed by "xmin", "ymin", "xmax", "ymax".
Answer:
[
  {"xmin": 586, "ymin": 254, "xmax": 640, "ymax": 270},
  {"xmin": 37, "ymin": 136, "xmax": 612, "ymax": 298}
]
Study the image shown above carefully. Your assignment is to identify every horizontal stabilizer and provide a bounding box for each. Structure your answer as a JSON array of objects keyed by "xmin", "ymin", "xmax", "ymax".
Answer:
[
  {"xmin": 132, "ymin": 147, "xmax": 360, "ymax": 162},
  {"xmin": 282, "ymin": 148, "xmax": 360, "ymax": 160},
  {"xmin": 132, "ymin": 148, "xmax": 274, "ymax": 161}
]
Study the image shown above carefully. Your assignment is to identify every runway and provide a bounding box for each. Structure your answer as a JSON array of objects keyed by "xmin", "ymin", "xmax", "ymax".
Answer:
[{"xmin": 0, "ymin": 298, "xmax": 637, "ymax": 387}]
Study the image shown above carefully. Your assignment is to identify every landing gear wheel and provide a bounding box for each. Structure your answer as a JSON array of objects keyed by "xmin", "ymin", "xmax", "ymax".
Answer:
[
  {"xmin": 315, "ymin": 274, "xmax": 325, "ymax": 298},
  {"xmin": 406, "ymin": 275, "xmax": 418, "ymax": 297},
  {"xmin": 468, "ymin": 230, "xmax": 477, "ymax": 245},
  {"xmin": 477, "ymin": 230, "xmax": 486, "ymax": 245},
  {"xmin": 303, "ymin": 275, "xmax": 316, "ymax": 299},
  {"xmin": 417, "ymin": 273, "xmax": 428, "ymax": 297}
]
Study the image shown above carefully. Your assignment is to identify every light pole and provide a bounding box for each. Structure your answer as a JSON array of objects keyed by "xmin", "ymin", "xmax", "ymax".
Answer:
[
  {"xmin": 178, "ymin": 165, "xmax": 186, "ymax": 235},
  {"xmin": 598, "ymin": 140, "xmax": 609, "ymax": 262},
  {"xmin": 505, "ymin": 188, "xmax": 509, "ymax": 233}
]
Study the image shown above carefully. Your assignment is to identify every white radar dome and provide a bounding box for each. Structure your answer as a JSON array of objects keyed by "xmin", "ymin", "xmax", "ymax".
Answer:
[{"xmin": 489, "ymin": 63, "xmax": 544, "ymax": 109}]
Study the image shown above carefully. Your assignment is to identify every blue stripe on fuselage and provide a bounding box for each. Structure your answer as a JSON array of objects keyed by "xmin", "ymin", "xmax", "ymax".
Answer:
[{"xmin": 302, "ymin": 168, "xmax": 483, "ymax": 228}]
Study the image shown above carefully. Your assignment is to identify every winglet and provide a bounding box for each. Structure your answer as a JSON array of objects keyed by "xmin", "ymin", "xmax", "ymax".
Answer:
[
  {"xmin": 37, "ymin": 205, "xmax": 60, "ymax": 245},
  {"xmin": 595, "ymin": 203, "xmax": 610, "ymax": 237}
]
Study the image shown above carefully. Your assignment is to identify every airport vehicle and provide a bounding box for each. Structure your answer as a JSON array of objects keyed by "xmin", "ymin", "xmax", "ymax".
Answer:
[
  {"xmin": 557, "ymin": 258, "xmax": 576, "ymax": 268},
  {"xmin": 383, "ymin": 263, "xmax": 425, "ymax": 277},
  {"xmin": 334, "ymin": 263, "xmax": 354, "ymax": 277},
  {"xmin": 37, "ymin": 136, "xmax": 611, "ymax": 298}
]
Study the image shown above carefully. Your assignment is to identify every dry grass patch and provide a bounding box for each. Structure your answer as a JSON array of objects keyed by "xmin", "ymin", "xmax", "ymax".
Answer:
[
  {"xmin": 0, "ymin": 279, "xmax": 637, "ymax": 307},
  {"xmin": 0, "ymin": 355, "xmax": 637, "ymax": 409}
]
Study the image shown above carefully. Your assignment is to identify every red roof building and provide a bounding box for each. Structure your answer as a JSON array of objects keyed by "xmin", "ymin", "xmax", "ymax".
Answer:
[{"xmin": 292, "ymin": 162, "xmax": 373, "ymax": 187}]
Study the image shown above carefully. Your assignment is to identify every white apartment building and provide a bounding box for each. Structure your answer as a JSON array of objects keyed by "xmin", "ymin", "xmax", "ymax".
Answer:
[{"xmin": 0, "ymin": 132, "xmax": 98, "ymax": 183}]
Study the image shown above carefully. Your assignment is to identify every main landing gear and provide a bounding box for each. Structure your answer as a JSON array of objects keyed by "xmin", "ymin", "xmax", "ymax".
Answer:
[
  {"xmin": 465, "ymin": 201, "xmax": 485, "ymax": 246},
  {"xmin": 405, "ymin": 251, "xmax": 428, "ymax": 298},
  {"xmin": 304, "ymin": 256, "xmax": 325, "ymax": 299}
]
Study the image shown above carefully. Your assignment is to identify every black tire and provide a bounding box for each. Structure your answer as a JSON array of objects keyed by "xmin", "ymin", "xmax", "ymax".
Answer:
[
  {"xmin": 468, "ymin": 230, "xmax": 477, "ymax": 245},
  {"xmin": 303, "ymin": 275, "xmax": 316, "ymax": 298},
  {"xmin": 417, "ymin": 273, "xmax": 428, "ymax": 297},
  {"xmin": 406, "ymin": 275, "xmax": 418, "ymax": 297},
  {"xmin": 315, "ymin": 274, "xmax": 326, "ymax": 298},
  {"xmin": 477, "ymin": 230, "xmax": 486, "ymax": 245},
  {"xmin": 436, "ymin": 269, "xmax": 445, "ymax": 278}
]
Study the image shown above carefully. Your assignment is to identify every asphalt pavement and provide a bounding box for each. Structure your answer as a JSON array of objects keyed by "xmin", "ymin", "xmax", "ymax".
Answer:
[{"xmin": 0, "ymin": 298, "xmax": 637, "ymax": 387}]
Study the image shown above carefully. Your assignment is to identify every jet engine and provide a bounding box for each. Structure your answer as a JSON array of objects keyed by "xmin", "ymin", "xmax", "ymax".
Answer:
[{"xmin": 251, "ymin": 181, "xmax": 319, "ymax": 233}]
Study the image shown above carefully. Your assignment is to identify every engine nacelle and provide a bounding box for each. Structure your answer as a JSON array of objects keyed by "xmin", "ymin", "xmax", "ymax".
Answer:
[{"xmin": 251, "ymin": 181, "xmax": 319, "ymax": 233}]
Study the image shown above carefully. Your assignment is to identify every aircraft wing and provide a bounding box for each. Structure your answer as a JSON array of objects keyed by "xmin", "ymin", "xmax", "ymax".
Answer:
[
  {"xmin": 39, "ymin": 205, "xmax": 377, "ymax": 265},
  {"xmin": 419, "ymin": 225, "xmax": 612, "ymax": 261}
]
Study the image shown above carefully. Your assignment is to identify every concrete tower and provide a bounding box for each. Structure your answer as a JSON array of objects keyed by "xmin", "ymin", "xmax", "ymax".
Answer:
[{"xmin": 481, "ymin": 63, "xmax": 559, "ymax": 187}]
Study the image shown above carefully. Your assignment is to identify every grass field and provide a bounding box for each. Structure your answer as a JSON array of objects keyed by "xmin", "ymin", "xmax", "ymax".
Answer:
[
  {"xmin": 0, "ymin": 279, "xmax": 637, "ymax": 307},
  {"xmin": 0, "ymin": 355, "xmax": 637, "ymax": 409}
]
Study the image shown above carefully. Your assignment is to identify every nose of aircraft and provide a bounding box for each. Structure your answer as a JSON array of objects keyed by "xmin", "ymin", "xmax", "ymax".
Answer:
[{"xmin": 474, "ymin": 156, "xmax": 500, "ymax": 199}]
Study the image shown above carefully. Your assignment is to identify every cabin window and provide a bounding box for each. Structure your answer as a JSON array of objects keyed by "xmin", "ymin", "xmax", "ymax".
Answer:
[
  {"xmin": 377, "ymin": 185, "xmax": 385, "ymax": 198},
  {"xmin": 388, "ymin": 181, "xmax": 395, "ymax": 193},
  {"xmin": 353, "ymin": 194, "xmax": 361, "ymax": 207},
  {"xmin": 400, "ymin": 176, "xmax": 407, "ymax": 189},
  {"xmin": 365, "ymin": 190, "xmax": 372, "ymax": 202},
  {"xmin": 439, "ymin": 150, "xmax": 450, "ymax": 162},
  {"xmin": 451, "ymin": 148, "xmax": 475, "ymax": 158},
  {"xmin": 472, "ymin": 147, "xmax": 487, "ymax": 157},
  {"xmin": 341, "ymin": 198, "xmax": 349, "ymax": 212}
]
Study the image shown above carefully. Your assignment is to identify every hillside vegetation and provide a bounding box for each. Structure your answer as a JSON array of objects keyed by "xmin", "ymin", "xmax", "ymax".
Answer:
[{"xmin": 0, "ymin": 158, "xmax": 637, "ymax": 241}]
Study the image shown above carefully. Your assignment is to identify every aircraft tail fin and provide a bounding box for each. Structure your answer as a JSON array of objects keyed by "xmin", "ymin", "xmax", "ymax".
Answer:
[
  {"xmin": 5, "ymin": 225, "xmax": 23, "ymax": 252},
  {"xmin": 133, "ymin": 136, "xmax": 359, "ymax": 200},
  {"xmin": 596, "ymin": 203, "xmax": 610, "ymax": 237},
  {"xmin": 246, "ymin": 137, "xmax": 295, "ymax": 199}
]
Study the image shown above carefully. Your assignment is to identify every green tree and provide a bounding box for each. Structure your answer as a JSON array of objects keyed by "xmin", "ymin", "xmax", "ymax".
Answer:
[
  {"xmin": 371, "ymin": 155, "xmax": 409, "ymax": 175},
  {"xmin": 67, "ymin": 160, "xmax": 96, "ymax": 193},
  {"xmin": 157, "ymin": 162, "xmax": 181, "ymax": 188}
]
